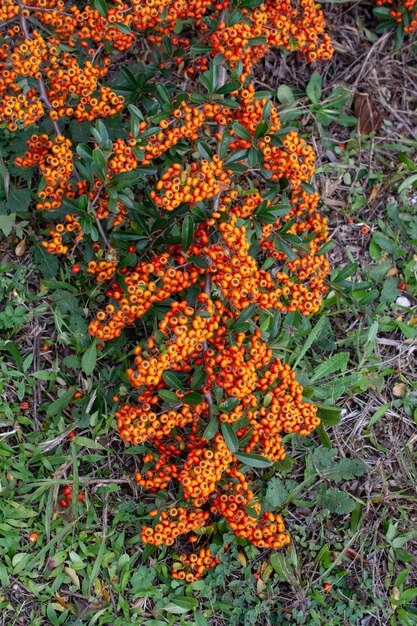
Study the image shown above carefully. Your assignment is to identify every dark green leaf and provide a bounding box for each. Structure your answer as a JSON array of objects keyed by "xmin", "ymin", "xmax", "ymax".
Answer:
[
  {"xmin": 203, "ymin": 416, "xmax": 218, "ymax": 440},
  {"xmin": 162, "ymin": 371, "xmax": 184, "ymax": 390},
  {"xmin": 234, "ymin": 452, "xmax": 272, "ymax": 468},
  {"xmin": 182, "ymin": 215, "xmax": 194, "ymax": 252},
  {"xmin": 183, "ymin": 391, "xmax": 203, "ymax": 406},
  {"xmin": 221, "ymin": 422, "xmax": 238, "ymax": 453},
  {"xmin": 158, "ymin": 389, "xmax": 179, "ymax": 404}
]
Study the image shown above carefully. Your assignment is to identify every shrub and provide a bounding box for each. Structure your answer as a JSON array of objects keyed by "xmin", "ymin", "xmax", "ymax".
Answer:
[{"xmin": 0, "ymin": 0, "xmax": 334, "ymax": 581}]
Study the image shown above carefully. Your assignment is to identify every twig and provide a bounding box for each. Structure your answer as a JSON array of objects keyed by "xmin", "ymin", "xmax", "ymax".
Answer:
[{"xmin": 88, "ymin": 182, "xmax": 112, "ymax": 250}]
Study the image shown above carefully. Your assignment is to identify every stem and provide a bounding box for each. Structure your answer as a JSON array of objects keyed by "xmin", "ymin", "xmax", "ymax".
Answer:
[{"xmin": 88, "ymin": 182, "xmax": 112, "ymax": 250}]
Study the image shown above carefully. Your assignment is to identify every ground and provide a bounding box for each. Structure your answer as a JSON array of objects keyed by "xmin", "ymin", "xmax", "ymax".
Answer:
[{"xmin": 0, "ymin": 3, "xmax": 417, "ymax": 626}]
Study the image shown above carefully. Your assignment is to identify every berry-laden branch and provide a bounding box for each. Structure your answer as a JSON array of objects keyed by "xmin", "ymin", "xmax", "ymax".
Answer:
[
  {"xmin": 2, "ymin": 0, "xmax": 335, "ymax": 582},
  {"xmin": 374, "ymin": 0, "xmax": 417, "ymax": 33}
]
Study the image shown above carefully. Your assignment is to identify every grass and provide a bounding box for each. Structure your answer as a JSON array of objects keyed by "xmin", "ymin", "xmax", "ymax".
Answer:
[{"xmin": 1, "ymin": 4, "xmax": 417, "ymax": 626}]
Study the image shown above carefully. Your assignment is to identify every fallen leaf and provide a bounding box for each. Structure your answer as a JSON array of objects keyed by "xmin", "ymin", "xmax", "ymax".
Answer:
[
  {"xmin": 64, "ymin": 566, "xmax": 80, "ymax": 588},
  {"xmin": 391, "ymin": 586, "xmax": 400, "ymax": 611},
  {"xmin": 256, "ymin": 576, "xmax": 266, "ymax": 595},
  {"xmin": 353, "ymin": 92, "xmax": 382, "ymax": 135},
  {"xmin": 236, "ymin": 552, "xmax": 247, "ymax": 567},
  {"xmin": 368, "ymin": 186, "xmax": 379, "ymax": 202},
  {"xmin": 392, "ymin": 382, "xmax": 407, "ymax": 398},
  {"xmin": 55, "ymin": 593, "xmax": 71, "ymax": 610},
  {"xmin": 218, "ymin": 180, "xmax": 231, "ymax": 192},
  {"xmin": 345, "ymin": 548, "xmax": 368, "ymax": 564},
  {"xmin": 102, "ymin": 588, "xmax": 111, "ymax": 602},
  {"xmin": 15, "ymin": 239, "xmax": 26, "ymax": 256}
]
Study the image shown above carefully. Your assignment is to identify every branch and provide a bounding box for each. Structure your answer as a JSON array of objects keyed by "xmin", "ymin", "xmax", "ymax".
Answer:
[
  {"xmin": 17, "ymin": 0, "xmax": 113, "ymax": 249},
  {"xmin": 203, "ymin": 9, "xmax": 228, "ymax": 420}
]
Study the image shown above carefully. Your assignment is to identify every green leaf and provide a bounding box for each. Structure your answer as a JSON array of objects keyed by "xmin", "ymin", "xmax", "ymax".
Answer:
[
  {"xmin": 366, "ymin": 402, "xmax": 390, "ymax": 429},
  {"xmin": 203, "ymin": 416, "xmax": 218, "ymax": 440},
  {"xmin": 182, "ymin": 214, "xmax": 194, "ymax": 252},
  {"xmin": 172, "ymin": 597, "xmax": 198, "ymax": 610},
  {"xmin": 234, "ymin": 452, "xmax": 272, "ymax": 468},
  {"xmin": 310, "ymin": 352, "xmax": 349, "ymax": 383},
  {"xmin": 218, "ymin": 397, "xmax": 240, "ymax": 412},
  {"xmin": 156, "ymin": 84, "xmax": 171, "ymax": 105},
  {"xmin": 92, "ymin": 148, "xmax": 107, "ymax": 171},
  {"xmin": 158, "ymin": 389, "xmax": 179, "ymax": 404},
  {"xmin": 183, "ymin": 391, "xmax": 203, "ymax": 406},
  {"xmin": 221, "ymin": 422, "xmax": 238, "ymax": 453},
  {"xmin": 94, "ymin": 0, "xmax": 107, "ymax": 17},
  {"xmin": 197, "ymin": 142, "xmax": 213, "ymax": 161},
  {"xmin": 316, "ymin": 487, "xmax": 356, "ymax": 514},
  {"xmin": 190, "ymin": 367, "xmax": 206, "ymax": 390},
  {"xmin": 46, "ymin": 388, "xmax": 75, "ymax": 417},
  {"xmin": 5, "ymin": 187, "xmax": 31, "ymax": 213},
  {"xmin": 232, "ymin": 123, "xmax": 252, "ymax": 141},
  {"xmin": 292, "ymin": 317, "xmax": 327, "ymax": 368},
  {"xmin": 0, "ymin": 214, "xmax": 15, "ymax": 236},
  {"xmin": 255, "ymin": 121, "xmax": 268, "ymax": 138},
  {"xmin": 194, "ymin": 612, "xmax": 210, "ymax": 626},
  {"xmin": 276, "ymin": 85, "xmax": 295, "ymax": 104},
  {"xmin": 164, "ymin": 596, "xmax": 198, "ymax": 614},
  {"xmin": 398, "ymin": 173, "xmax": 417, "ymax": 194},
  {"xmin": 306, "ymin": 71, "xmax": 322, "ymax": 104},
  {"xmin": 321, "ymin": 458, "xmax": 368, "ymax": 483},
  {"xmin": 316, "ymin": 404, "xmax": 342, "ymax": 426},
  {"xmin": 264, "ymin": 477, "xmax": 297, "ymax": 508},
  {"xmin": 3, "ymin": 341, "xmax": 23, "ymax": 370},
  {"xmin": 0, "ymin": 561, "xmax": 10, "ymax": 587},
  {"xmin": 81, "ymin": 340, "xmax": 97, "ymax": 377},
  {"xmin": 162, "ymin": 371, "xmax": 184, "ymax": 390},
  {"xmin": 216, "ymin": 81, "xmax": 241, "ymax": 94},
  {"xmin": 232, "ymin": 304, "xmax": 257, "ymax": 329},
  {"xmin": 114, "ymin": 21, "xmax": 131, "ymax": 34},
  {"xmin": 72, "ymin": 436, "xmax": 106, "ymax": 449}
]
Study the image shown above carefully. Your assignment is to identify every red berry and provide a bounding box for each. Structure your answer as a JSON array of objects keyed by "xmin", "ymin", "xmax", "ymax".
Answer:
[
  {"xmin": 399, "ymin": 282, "xmax": 407, "ymax": 291},
  {"xmin": 29, "ymin": 532, "xmax": 38, "ymax": 543},
  {"xmin": 72, "ymin": 264, "xmax": 81, "ymax": 274},
  {"xmin": 67, "ymin": 430, "xmax": 76, "ymax": 440},
  {"xmin": 128, "ymin": 245, "xmax": 136, "ymax": 253},
  {"xmin": 78, "ymin": 493, "xmax": 86, "ymax": 502},
  {"xmin": 324, "ymin": 582, "xmax": 331, "ymax": 593},
  {"xmin": 60, "ymin": 498, "xmax": 69, "ymax": 508}
]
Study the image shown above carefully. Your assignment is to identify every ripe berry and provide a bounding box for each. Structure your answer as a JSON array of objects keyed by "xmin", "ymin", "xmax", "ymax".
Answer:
[
  {"xmin": 29, "ymin": 532, "xmax": 38, "ymax": 543},
  {"xmin": 67, "ymin": 430, "xmax": 76, "ymax": 440},
  {"xmin": 59, "ymin": 498, "xmax": 69, "ymax": 508},
  {"xmin": 72, "ymin": 264, "xmax": 81, "ymax": 273},
  {"xmin": 399, "ymin": 282, "xmax": 407, "ymax": 291}
]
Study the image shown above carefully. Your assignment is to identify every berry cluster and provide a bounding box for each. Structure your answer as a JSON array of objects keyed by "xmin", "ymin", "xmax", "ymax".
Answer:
[
  {"xmin": 1, "ymin": 0, "xmax": 335, "ymax": 580},
  {"xmin": 375, "ymin": 0, "xmax": 417, "ymax": 32}
]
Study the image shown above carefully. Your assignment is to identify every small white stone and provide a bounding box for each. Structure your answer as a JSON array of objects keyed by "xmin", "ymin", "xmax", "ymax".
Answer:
[{"xmin": 396, "ymin": 296, "xmax": 411, "ymax": 307}]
